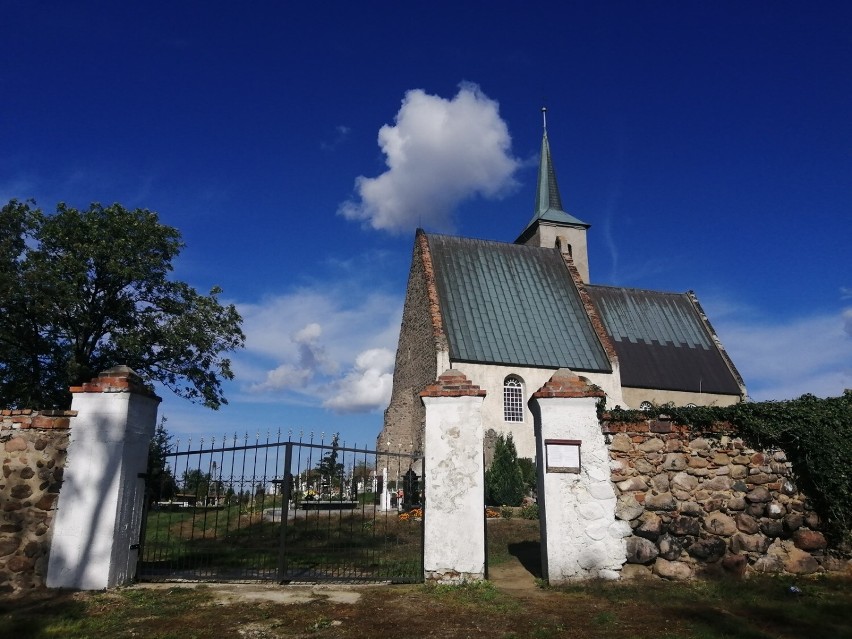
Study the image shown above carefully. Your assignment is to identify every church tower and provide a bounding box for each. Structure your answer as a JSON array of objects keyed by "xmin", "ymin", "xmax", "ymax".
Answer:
[{"xmin": 515, "ymin": 108, "xmax": 591, "ymax": 283}]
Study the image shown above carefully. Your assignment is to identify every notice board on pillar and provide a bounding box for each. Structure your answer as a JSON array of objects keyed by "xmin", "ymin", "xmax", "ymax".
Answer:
[{"xmin": 545, "ymin": 439, "xmax": 581, "ymax": 473}]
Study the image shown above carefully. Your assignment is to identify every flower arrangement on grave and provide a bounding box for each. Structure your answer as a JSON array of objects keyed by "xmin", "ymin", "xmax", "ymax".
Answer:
[{"xmin": 398, "ymin": 507, "xmax": 423, "ymax": 521}]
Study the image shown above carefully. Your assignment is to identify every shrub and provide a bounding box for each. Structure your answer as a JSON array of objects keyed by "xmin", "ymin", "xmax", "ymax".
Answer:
[
  {"xmin": 520, "ymin": 502, "xmax": 539, "ymax": 520},
  {"xmin": 485, "ymin": 434, "xmax": 525, "ymax": 506},
  {"xmin": 517, "ymin": 457, "xmax": 537, "ymax": 497}
]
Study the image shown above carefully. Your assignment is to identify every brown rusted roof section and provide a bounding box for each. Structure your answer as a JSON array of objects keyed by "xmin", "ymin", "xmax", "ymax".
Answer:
[{"xmin": 585, "ymin": 286, "xmax": 743, "ymax": 395}]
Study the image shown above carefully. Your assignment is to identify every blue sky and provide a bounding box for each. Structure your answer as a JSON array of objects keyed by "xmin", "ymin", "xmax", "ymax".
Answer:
[{"xmin": 3, "ymin": 2, "xmax": 850, "ymax": 445}]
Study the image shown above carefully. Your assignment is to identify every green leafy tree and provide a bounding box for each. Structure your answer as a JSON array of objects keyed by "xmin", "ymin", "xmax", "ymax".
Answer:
[
  {"xmin": 147, "ymin": 416, "xmax": 177, "ymax": 503},
  {"xmin": 485, "ymin": 434, "xmax": 525, "ymax": 506},
  {"xmin": 0, "ymin": 200, "xmax": 244, "ymax": 409},
  {"xmin": 181, "ymin": 469, "xmax": 211, "ymax": 499},
  {"xmin": 317, "ymin": 433, "xmax": 345, "ymax": 495},
  {"xmin": 517, "ymin": 457, "xmax": 537, "ymax": 497}
]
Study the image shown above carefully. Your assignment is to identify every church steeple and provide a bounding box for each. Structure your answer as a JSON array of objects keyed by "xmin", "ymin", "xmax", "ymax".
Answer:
[
  {"xmin": 515, "ymin": 108, "xmax": 591, "ymax": 283},
  {"xmin": 534, "ymin": 108, "xmax": 566, "ymax": 216}
]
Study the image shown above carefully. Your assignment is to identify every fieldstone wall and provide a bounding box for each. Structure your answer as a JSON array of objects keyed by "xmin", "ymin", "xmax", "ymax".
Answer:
[
  {"xmin": 605, "ymin": 417, "xmax": 849, "ymax": 580},
  {"xmin": 379, "ymin": 230, "xmax": 448, "ymax": 455},
  {"xmin": 0, "ymin": 409, "xmax": 73, "ymax": 594}
]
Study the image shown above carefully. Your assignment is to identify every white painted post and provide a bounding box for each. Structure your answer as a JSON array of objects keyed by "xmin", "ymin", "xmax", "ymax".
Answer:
[
  {"xmin": 421, "ymin": 370, "xmax": 486, "ymax": 583},
  {"xmin": 378, "ymin": 467, "xmax": 391, "ymax": 512},
  {"xmin": 47, "ymin": 366, "xmax": 160, "ymax": 589},
  {"xmin": 530, "ymin": 369, "xmax": 629, "ymax": 583}
]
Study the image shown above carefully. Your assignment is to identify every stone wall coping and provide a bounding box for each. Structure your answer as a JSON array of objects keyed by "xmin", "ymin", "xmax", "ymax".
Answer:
[
  {"xmin": 601, "ymin": 416, "xmax": 735, "ymax": 435},
  {"xmin": 531, "ymin": 368, "xmax": 606, "ymax": 399},
  {"xmin": 69, "ymin": 366, "xmax": 159, "ymax": 399},
  {"xmin": 1, "ymin": 409, "xmax": 77, "ymax": 431},
  {"xmin": 420, "ymin": 369, "xmax": 486, "ymax": 398}
]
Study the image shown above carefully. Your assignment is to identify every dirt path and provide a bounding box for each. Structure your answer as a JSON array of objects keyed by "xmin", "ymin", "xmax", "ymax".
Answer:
[{"xmin": 488, "ymin": 553, "xmax": 546, "ymax": 598}]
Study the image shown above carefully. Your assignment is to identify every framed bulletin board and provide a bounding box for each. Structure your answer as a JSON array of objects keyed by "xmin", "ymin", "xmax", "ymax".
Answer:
[{"xmin": 545, "ymin": 439, "xmax": 581, "ymax": 473}]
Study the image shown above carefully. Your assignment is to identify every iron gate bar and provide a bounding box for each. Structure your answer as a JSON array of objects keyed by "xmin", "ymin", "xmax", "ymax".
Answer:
[
  {"xmin": 138, "ymin": 432, "xmax": 423, "ymax": 584},
  {"xmin": 277, "ymin": 441, "xmax": 293, "ymax": 581}
]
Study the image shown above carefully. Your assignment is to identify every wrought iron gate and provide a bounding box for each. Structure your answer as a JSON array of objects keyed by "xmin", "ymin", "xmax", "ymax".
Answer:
[{"xmin": 137, "ymin": 431, "xmax": 423, "ymax": 583}]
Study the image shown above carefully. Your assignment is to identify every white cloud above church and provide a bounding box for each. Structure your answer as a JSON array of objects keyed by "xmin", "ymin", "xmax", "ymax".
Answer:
[{"xmin": 338, "ymin": 83, "xmax": 520, "ymax": 234}]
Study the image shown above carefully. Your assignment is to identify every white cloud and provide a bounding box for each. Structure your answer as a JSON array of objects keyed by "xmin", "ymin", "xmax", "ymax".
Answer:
[
  {"xmin": 248, "ymin": 321, "xmax": 339, "ymax": 393},
  {"xmin": 339, "ymin": 83, "xmax": 519, "ymax": 234},
  {"xmin": 320, "ymin": 124, "xmax": 351, "ymax": 151},
  {"xmin": 713, "ymin": 306, "xmax": 852, "ymax": 401},
  {"xmin": 236, "ymin": 285, "xmax": 402, "ymax": 412},
  {"xmin": 323, "ymin": 348, "xmax": 395, "ymax": 413}
]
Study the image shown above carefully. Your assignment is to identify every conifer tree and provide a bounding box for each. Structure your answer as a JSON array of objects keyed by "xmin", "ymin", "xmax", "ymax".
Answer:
[{"xmin": 485, "ymin": 434, "xmax": 525, "ymax": 506}]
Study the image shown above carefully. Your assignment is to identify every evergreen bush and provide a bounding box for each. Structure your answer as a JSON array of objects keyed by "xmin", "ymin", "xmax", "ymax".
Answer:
[{"xmin": 485, "ymin": 434, "xmax": 525, "ymax": 506}]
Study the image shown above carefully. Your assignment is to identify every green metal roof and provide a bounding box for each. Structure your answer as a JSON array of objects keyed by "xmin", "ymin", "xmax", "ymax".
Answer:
[
  {"xmin": 426, "ymin": 234, "xmax": 612, "ymax": 372},
  {"xmin": 587, "ymin": 286, "xmax": 712, "ymax": 349}
]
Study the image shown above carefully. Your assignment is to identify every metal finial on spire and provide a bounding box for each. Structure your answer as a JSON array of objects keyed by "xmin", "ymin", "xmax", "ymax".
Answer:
[{"xmin": 541, "ymin": 106, "xmax": 547, "ymax": 132}]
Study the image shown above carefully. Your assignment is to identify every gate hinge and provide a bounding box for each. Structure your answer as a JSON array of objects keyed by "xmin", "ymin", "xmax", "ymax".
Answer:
[{"xmin": 130, "ymin": 544, "xmax": 140, "ymax": 550}]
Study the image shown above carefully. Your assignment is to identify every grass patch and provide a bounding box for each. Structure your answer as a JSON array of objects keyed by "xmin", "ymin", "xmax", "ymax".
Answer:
[
  {"xmin": 140, "ymin": 505, "xmax": 423, "ymax": 582},
  {"xmin": 2, "ymin": 569, "xmax": 850, "ymax": 638},
  {"xmin": 486, "ymin": 517, "xmax": 540, "ymax": 567}
]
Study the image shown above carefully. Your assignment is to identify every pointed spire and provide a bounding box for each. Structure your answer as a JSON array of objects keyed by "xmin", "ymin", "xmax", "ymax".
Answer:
[
  {"xmin": 519, "ymin": 108, "xmax": 588, "ymax": 236},
  {"xmin": 534, "ymin": 108, "xmax": 566, "ymax": 217}
]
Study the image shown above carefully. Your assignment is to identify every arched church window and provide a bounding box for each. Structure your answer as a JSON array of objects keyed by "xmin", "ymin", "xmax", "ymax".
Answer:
[
  {"xmin": 504, "ymin": 376, "xmax": 524, "ymax": 422},
  {"xmin": 639, "ymin": 401, "xmax": 653, "ymax": 412}
]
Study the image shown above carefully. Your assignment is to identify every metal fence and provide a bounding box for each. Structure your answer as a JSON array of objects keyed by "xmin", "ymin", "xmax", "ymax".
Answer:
[{"xmin": 137, "ymin": 431, "xmax": 423, "ymax": 583}]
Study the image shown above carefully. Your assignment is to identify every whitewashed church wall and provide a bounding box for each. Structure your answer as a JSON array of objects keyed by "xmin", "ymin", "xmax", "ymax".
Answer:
[
  {"xmin": 621, "ymin": 386, "xmax": 741, "ymax": 410},
  {"xmin": 453, "ymin": 362, "xmax": 621, "ymax": 461}
]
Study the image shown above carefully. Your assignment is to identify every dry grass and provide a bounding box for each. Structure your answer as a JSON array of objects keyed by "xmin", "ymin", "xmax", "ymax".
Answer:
[
  {"xmin": 4, "ymin": 520, "xmax": 850, "ymax": 638},
  {"xmin": 2, "ymin": 574, "xmax": 851, "ymax": 639}
]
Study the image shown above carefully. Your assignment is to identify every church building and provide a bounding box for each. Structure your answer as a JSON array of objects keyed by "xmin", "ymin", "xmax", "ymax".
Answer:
[{"xmin": 379, "ymin": 116, "xmax": 746, "ymax": 460}]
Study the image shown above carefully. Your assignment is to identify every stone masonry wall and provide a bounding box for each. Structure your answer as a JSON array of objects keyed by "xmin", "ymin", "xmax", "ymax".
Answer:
[
  {"xmin": 379, "ymin": 231, "xmax": 447, "ymax": 455},
  {"xmin": 1, "ymin": 409, "xmax": 73, "ymax": 594},
  {"xmin": 605, "ymin": 418, "xmax": 849, "ymax": 580}
]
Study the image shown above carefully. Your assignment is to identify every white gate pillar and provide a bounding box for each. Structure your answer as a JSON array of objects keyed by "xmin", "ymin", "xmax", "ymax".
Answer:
[
  {"xmin": 47, "ymin": 366, "xmax": 160, "ymax": 589},
  {"xmin": 421, "ymin": 370, "xmax": 486, "ymax": 583},
  {"xmin": 530, "ymin": 369, "xmax": 629, "ymax": 583}
]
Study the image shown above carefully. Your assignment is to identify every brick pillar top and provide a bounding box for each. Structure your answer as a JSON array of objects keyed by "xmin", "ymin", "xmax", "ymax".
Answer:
[
  {"xmin": 420, "ymin": 369, "xmax": 486, "ymax": 398},
  {"xmin": 532, "ymin": 368, "xmax": 606, "ymax": 399},
  {"xmin": 70, "ymin": 365, "xmax": 160, "ymax": 399}
]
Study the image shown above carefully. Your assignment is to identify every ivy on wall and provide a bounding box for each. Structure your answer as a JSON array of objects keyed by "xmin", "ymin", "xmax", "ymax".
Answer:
[{"xmin": 602, "ymin": 391, "xmax": 852, "ymax": 548}]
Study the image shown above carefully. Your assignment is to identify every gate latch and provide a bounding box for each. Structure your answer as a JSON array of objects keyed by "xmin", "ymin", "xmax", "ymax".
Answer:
[{"xmin": 130, "ymin": 544, "xmax": 140, "ymax": 550}]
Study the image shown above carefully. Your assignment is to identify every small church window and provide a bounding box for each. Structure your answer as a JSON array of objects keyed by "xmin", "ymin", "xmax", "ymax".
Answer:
[
  {"xmin": 639, "ymin": 401, "xmax": 653, "ymax": 412},
  {"xmin": 504, "ymin": 377, "xmax": 524, "ymax": 422}
]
